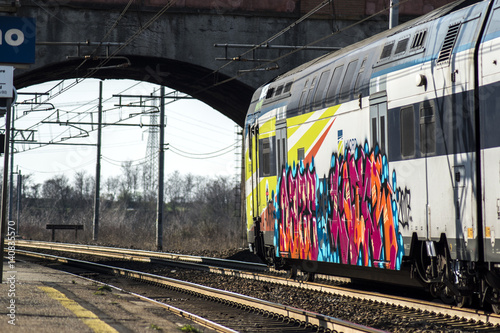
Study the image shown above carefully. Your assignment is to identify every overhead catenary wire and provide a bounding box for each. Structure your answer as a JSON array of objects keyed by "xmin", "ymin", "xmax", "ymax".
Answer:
[
  {"xmin": 20, "ymin": 0, "xmax": 397, "ymax": 128},
  {"xmin": 215, "ymin": 0, "xmax": 335, "ymax": 75},
  {"xmin": 19, "ymin": 158, "xmax": 96, "ymax": 174},
  {"xmin": 88, "ymin": 0, "xmax": 135, "ymax": 58},
  {"xmin": 202, "ymin": 0, "xmax": 414, "ymax": 92},
  {"xmin": 168, "ymin": 141, "xmax": 239, "ymax": 157},
  {"xmin": 101, "ymin": 155, "xmax": 150, "ymax": 167},
  {"xmin": 21, "ymin": 0, "xmax": 177, "ymax": 107},
  {"xmin": 168, "ymin": 146, "xmax": 237, "ymax": 160},
  {"xmin": 14, "ymin": 0, "xmax": 408, "ymax": 163},
  {"xmin": 14, "ymin": 81, "xmax": 146, "ymax": 152}
]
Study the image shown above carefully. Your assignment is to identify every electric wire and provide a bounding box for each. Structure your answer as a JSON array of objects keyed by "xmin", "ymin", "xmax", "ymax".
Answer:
[
  {"xmin": 15, "ymin": 0, "xmax": 406, "ymax": 162},
  {"xmin": 21, "ymin": 0, "xmax": 177, "ymax": 107},
  {"xmin": 215, "ymin": 0, "xmax": 334, "ymax": 75},
  {"xmin": 19, "ymin": 158, "xmax": 96, "ymax": 174},
  {"xmin": 101, "ymin": 155, "xmax": 149, "ymax": 167},
  {"xmin": 21, "ymin": 0, "xmax": 326, "ymax": 115},
  {"xmin": 31, "ymin": 0, "xmax": 79, "ymax": 34},
  {"xmin": 15, "ymin": 81, "xmax": 146, "ymax": 152},
  {"xmin": 202, "ymin": 0, "xmax": 414, "ymax": 92},
  {"xmin": 88, "ymin": 0, "xmax": 135, "ymax": 58},
  {"xmin": 168, "ymin": 141, "xmax": 239, "ymax": 157},
  {"xmin": 21, "ymin": 0, "xmax": 390, "ymax": 128},
  {"xmin": 168, "ymin": 146, "xmax": 236, "ymax": 160}
]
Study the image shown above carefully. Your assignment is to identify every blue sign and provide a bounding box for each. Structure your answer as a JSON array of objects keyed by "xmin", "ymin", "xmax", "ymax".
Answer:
[{"xmin": 0, "ymin": 16, "xmax": 36, "ymax": 64}]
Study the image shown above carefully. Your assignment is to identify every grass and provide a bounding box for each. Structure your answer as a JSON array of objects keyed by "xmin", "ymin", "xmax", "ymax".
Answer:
[
  {"xmin": 179, "ymin": 324, "xmax": 201, "ymax": 332},
  {"xmin": 94, "ymin": 285, "xmax": 112, "ymax": 295},
  {"xmin": 97, "ymin": 285, "xmax": 112, "ymax": 292}
]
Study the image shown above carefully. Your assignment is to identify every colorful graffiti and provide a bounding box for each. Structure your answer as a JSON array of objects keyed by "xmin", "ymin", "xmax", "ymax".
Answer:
[
  {"xmin": 273, "ymin": 142, "xmax": 405, "ymax": 270},
  {"xmin": 396, "ymin": 187, "xmax": 412, "ymax": 229}
]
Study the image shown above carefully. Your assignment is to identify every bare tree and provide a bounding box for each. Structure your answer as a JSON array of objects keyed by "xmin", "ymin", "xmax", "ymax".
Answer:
[
  {"xmin": 42, "ymin": 175, "xmax": 73, "ymax": 215},
  {"xmin": 119, "ymin": 161, "xmax": 140, "ymax": 203},
  {"xmin": 74, "ymin": 171, "xmax": 94, "ymax": 201},
  {"xmin": 104, "ymin": 176, "xmax": 120, "ymax": 201}
]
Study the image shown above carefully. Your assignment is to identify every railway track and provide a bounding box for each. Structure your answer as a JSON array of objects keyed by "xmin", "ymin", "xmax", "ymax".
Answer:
[
  {"xmin": 13, "ymin": 240, "xmax": 500, "ymax": 331},
  {"xmin": 15, "ymin": 240, "xmax": 267, "ymax": 271},
  {"xmin": 16, "ymin": 249, "xmax": 381, "ymax": 333}
]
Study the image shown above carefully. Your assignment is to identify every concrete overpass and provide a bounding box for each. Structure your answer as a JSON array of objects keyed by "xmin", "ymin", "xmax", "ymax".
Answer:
[{"xmin": 2, "ymin": 0, "xmax": 454, "ymax": 126}]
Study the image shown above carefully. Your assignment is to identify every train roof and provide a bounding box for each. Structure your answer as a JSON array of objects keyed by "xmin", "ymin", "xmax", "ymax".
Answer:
[{"xmin": 272, "ymin": 0, "xmax": 484, "ymax": 82}]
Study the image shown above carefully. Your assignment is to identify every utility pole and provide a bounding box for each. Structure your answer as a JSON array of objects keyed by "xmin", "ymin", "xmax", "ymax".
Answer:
[
  {"xmin": 16, "ymin": 171, "xmax": 21, "ymax": 235},
  {"xmin": 93, "ymin": 81, "xmax": 103, "ymax": 241},
  {"xmin": 113, "ymin": 89, "xmax": 172, "ymax": 251},
  {"xmin": 145, "ymin": 98, "xmax": 159, "ymax": 199},
  {"xmin": 389, "ymin": 0, "xmax": 399, "ymax": 29},
  {"xmin": 8, "ymin": 105, "xmax": 14, "ymax": 224},
  {"xmin": 0, "ymin": 97, "xmax": 12, "ymax": 281},
  {"xmin": 156, "ymin": 86, "xmax": 165, "ymax": 251}
]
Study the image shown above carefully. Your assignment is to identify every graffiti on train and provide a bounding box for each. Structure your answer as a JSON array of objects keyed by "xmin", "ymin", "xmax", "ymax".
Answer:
[{"xmin": 273, "ymin": 142, "xmax": 406, "ymax": 270}]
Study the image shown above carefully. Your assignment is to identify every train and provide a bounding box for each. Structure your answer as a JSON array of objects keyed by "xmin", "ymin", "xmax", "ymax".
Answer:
[{"xmin": 244, "ymin": 0, "xmax": 500, "ymax": 311}]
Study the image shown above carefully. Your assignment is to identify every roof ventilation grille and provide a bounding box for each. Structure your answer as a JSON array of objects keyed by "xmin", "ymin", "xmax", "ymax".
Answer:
[
  {"xmin": 380, "ymin": 42, "xmax": 394, "ymax": 60},
  {"xmin": 437, "ymin": 23, "xmax": 461, "ymax": 64},
  {"xmin": 410, "ymin": 30, "xmax": 427, "ymax": 49}
]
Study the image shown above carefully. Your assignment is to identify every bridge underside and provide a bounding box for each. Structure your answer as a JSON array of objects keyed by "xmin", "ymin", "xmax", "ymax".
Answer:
[{"xmin": 14, "ymin": 56, "xmax": 253, "ymax": 127}]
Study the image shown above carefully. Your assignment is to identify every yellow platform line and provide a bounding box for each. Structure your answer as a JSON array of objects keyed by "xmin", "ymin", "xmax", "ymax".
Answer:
[{"xmin": 38, "ymin": 286, "xmax": 118, "ymax": 333}]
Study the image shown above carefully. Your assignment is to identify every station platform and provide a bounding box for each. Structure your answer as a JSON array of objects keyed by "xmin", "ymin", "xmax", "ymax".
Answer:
[{"xmin": 0, "ymin": 258, "xmax": 210, "ymax": 332}]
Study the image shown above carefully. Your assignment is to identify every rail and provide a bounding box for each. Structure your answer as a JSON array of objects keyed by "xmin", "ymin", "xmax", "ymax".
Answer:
[
  {"xmin": 15, "ymin": 240, "xmax": 266, "ymax": 271},
  {"xmin": 13, "ymin": 240, "xmax": 500, "ymax": 327},
  {"xmin": 16, "ymin": 249, "xmax": 383, "ymax": 333}
]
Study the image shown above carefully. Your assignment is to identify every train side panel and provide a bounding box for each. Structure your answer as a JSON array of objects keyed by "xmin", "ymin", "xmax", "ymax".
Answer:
[
  {"xmin": 382, "ymin": 1, "xmax": 488, "ymax": 263},
  {"xmin": 244, "ymin": 0, "xmax": 500, "ymax": 306},
  {"xmin": 480, "ymin": 0, "xmax": 500, "ymax": 263}
]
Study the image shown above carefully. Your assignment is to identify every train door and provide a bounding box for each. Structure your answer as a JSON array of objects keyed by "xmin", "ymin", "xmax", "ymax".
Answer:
[
  {"xmin": 453, "ymin": 164, "xmax": 469, "ymax": 259},
  {"xmin": 247, "ymin": 117, "xmax": 264, "ymax": 255},
  {"xmin": 274, "ymin": 118, "xmax": 287, "ymax": 257},
  {"xmin": 479, "ymin": 1, "xmax": 500, "ymax": 262},
  {"xmin": 276, "ymin": 120, "xmax": 287, "ymax": 176},
  {"xmin": 369, "ymin": 92, "xmax": 388, "ymax": 154}
]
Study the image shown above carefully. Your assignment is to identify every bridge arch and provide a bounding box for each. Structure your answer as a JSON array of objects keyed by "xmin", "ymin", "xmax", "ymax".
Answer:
[
  {"xmin": 14, "ymin": 55, "xmax": 253, "ymax": 126},
  {"xmin": 11, "ymin": 0, "xmax": 389, "ymax": 127},
  {"xmin": 9, "ymin": 0, "xmax": 450, "ymax": 127}
]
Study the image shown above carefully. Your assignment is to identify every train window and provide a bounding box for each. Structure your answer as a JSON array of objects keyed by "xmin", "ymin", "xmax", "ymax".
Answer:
[
  {"xmin": 400, "ymin": 106, "xmax": 415, "ymax": 158},
  {"xmin": 380, "ymin": 42, "xmax": 394, "ymax": 60},
  {"xmin": 437, "ymin": 23, "xmax": 461, "ymax": 64},
  {"xmin": 277, "ymin": 141, "xmax": 281, "ymax": 172},
  {"xmin": 354, "ymin": 58, "xmax": 367, "ymax": 95},
  {"xmin": 370, "ymin": 93, "xmax": 388, "ymax": 154},
  {"xmin": 297, "ymin": 148, "xmax": 304, "ymax": 162},
  {"xmin": 340, "ymin": 60, "xmax": 359, "ymax": 101},
  {"xmin": 305, "ymin": 77, "xmax": 317, "ymax": 111},
  {"xmin": 276, "ymin": 126, "xmax": 287, "ymax": 174},
  {"xmin": 283, "ymin": 82, "xmax": 293, "ymax": 93},
  {"xmin": 395, "ymin": 37, "xmax": 409, "ymax": 55},
  {"xmin": 248, "ymin": 125, "xmax": 253, "ymax": 161},
  {"xmin": 298, "ymin": 92, "xmax": 307, "ymax": 114},
  {"xmin": 298, "ymin": 80, "xmax": 309, "ymax": 114},
  {"xmin": 275, "ymin": 85, "xmax": 284, "ymax": 96},
  {"xmin": 371, "ymin": 118, "xmax": 377, "ymax": 149},
  {"xmin": 411, "ymin": 30, "xmax": 427, "ymax": 49},
  {"xmin": 419, "ymin": 102, "xmax": 436, "ymax": 155},
  {"xmin": 266, "ymin": 87, "xmax": 275, "ymax": 99},
  {"xmin": 326, "ymin": 65, "xmax": 344, "ymax": 105},
  {"xmin": 380, "ymin": 116, "xmax": 386, "ymax": 151},
  {"xmin": 313, "ymin": 70, "xmax": 331, "ymax": 109},
  {"xmin": 260, "ymin": 137, "xmax": 275, "ymax": 177}
]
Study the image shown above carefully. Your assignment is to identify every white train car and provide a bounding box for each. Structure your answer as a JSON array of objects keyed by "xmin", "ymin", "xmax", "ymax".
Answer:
[{"xmin": 245, "ymin": 0, "xmax": 500, "ymax": 310}]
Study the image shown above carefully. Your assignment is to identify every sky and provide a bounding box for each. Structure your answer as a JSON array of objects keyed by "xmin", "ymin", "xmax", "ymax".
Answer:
[{"xmin": 10, "ymin": 78, "xmax": 242, "ymax": 188}]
